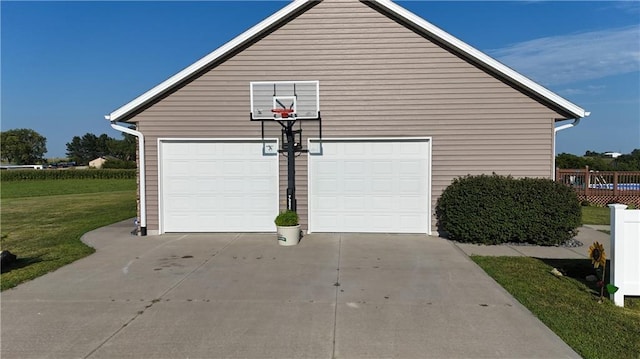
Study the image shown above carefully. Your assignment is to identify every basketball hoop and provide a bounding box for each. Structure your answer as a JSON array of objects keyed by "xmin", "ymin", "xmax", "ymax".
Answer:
[
  {"xmin": 271, "ymin": 108, "xmax": 295, "ymax": 119},
  {"xmin": 250, "ymin": 80, "xmax": 322, "ymax": 213}
]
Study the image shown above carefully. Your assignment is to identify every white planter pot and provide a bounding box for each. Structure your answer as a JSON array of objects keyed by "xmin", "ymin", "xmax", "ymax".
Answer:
[{"xmin": 277, "ymin": 225, "xmax": 301, "ymax": 246}]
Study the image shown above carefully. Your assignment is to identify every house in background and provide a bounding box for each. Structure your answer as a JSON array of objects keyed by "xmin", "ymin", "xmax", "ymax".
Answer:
[
  {"xmin": 106, "ymin": 0, "xmax": 588, "ymax": 236},
  {"xmin": 604, "ymin": 152, "xmax": 622, "ymax": 158},
  {"xmin": 89, "ymin": 157, "xmax": 108, "ymax": 169}
]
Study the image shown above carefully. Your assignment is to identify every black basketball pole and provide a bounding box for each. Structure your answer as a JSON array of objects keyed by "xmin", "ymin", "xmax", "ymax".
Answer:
[{"xmin": 284, "ymin": 120, "xmax": 297, "ymax": 212}]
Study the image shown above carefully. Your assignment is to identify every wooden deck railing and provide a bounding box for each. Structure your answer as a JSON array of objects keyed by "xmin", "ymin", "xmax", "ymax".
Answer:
[{"xmin": 556, "ymin": 167, "xmax": 640, "ymax": 206}]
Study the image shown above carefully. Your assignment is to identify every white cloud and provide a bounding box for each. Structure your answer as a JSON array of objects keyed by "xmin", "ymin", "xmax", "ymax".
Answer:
[{"xmin": 489, "ymin": 26, "xmax": 640, "ymax": 86}]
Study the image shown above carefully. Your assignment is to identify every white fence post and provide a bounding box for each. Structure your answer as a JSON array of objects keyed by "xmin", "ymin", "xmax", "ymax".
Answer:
[{"xmin": 608, "ymin": 203, "xmax": 640, "ymax": 307}]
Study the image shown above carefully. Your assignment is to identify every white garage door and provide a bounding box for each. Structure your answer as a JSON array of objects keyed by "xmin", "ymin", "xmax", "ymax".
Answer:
[
  {"xmin": 160, "ymin": 140, "xmax": 278, "ymax": 233},
  {"xmin": 308, "ymin": 139, "xmax": 431, "ymax": 234}
]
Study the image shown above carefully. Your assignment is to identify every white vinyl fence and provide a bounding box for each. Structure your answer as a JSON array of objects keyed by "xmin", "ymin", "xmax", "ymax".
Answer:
[{"xmin": 609, "ymin": 204, "xmax": 640, "ymax": 307}]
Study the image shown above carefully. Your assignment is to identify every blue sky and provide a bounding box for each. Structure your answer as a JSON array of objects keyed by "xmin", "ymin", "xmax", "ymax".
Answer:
[{"xmin": 2, "ymin": 1, "xmax": 639, "ymax": 158}]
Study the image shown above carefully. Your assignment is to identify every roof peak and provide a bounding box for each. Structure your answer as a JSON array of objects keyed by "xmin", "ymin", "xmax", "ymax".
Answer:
[{"xmin": 106, "ymin": 0, "xmax": 587, "ymax": 122}]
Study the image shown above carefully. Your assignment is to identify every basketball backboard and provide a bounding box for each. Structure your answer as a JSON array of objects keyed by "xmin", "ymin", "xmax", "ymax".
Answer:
[{"xmin": 250, "ymin": 81, "xmax": 320, "ymax": 120}]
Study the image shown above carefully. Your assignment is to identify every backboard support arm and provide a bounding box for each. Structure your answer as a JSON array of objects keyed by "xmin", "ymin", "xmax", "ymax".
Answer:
[{"xmin": 252, "ymin": 115, "xmax": 322, "ymax": 212}]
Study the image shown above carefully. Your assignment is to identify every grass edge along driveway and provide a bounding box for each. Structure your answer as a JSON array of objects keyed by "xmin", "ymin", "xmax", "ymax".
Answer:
[
  {"xmin": 471, "ymin": 207, "xmax": 637, "ymax": 359},
  {"xmin": 472, "ymin": 256, "xmax": 639, "ymax": 359}
]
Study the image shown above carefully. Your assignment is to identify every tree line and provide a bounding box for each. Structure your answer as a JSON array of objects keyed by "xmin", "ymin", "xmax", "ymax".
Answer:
[
  {"xmin": 65, "ymin": 132, "xmax": 135, "ymax": 165},
  {"xmin": 556, "ymin": 150, "xmax": 640, "ymax": 171},
  {"xmin": 1, "ymin": 128, "xmax": 135, "ymax": 166}
]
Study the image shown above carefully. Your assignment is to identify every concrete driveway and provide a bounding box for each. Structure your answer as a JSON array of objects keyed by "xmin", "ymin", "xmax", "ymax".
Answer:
[{"xmin": 1, "ymin": 220, "xmax": 579, "ymax": 358}]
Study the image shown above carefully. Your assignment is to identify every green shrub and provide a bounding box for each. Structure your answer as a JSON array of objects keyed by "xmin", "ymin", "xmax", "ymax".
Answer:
[
  {"xmin": 102, "ymin": 159, "xmax": 136, "ymax": 169},
  {"xmin": 0, "ymin": 169, "xmax": 136, "ymax": 181},
  {"xmin": 436, "ymin": 174, "xmax": 581, "ymax": 245},
  {"xmin": 274, "ymin": 210, "xmax": 299, "ymax": 226}
]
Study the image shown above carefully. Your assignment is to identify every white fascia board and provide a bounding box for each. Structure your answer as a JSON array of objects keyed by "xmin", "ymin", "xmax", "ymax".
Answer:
[
  {"xmin": 106, "ymin": 0, "xmax": 312, "ymax": 122},
  {"xmin": 374, "ymin": 0, "xmax": 588, "ymax": 119}
]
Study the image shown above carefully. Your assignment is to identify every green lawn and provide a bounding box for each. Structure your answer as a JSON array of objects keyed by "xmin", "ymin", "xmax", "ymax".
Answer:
[
  {"xmin": 1, "ymin": 179, "xmax": 136, "ymax": 290},
  {"xmin": 581, "ymin": 206, "xmax": 610, "ymax": 225},
  {"xmin": 473, "ymin": 256, "xmax": 640, "ymax": 359}
]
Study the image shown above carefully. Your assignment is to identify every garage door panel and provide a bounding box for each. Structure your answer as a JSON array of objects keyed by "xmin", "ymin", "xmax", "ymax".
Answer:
[
  {"xmin": 345, "ymin": 161, "xmax": 365, "ymax": 173},
  {"xmin": 248, "ymin": 195, "xmax": 276, "ymax": 210},
  {"xmin": 373, "ymin": 143, "xmax": 393, "ymax": 154},
  {"xmin": 314, "ymin": 215, "xmax": 337, "ymax": 230},
  {"xmin": 309, "ymin": 139, "xmax": 430, "ymax": 234},
  {"xmin": 399, "ymin": 195, "xmax": 426, "ymax": 211},
  {"xmin": 344, "ymin": 196, "xmax": 366, "ymax": 210},
  {"xmin": 399, "ymin": 160, "xmax": 424, "ymax": 174},
  {"xmin": 371, "ymin": 215, "xmax": 393, "ymax": 229},
  {"xmin": 317, "ymin": 196, "xmax": 339, "ymax": 210},
  {"xmin": 221, "ymin": 178, "xmax": 245, "ymax": 193},
  {"xmin": 372, "ymin": 161, "xmax": 393, "ymax": 174},
  {"xmin": 344, "ymin": 179, "xmax": 366, "ymax": 192},
  {"xmin": 165, "ymin": 179, "xmax": 190, "ymax": 194},
  {"xmin": 317, "ymin": 179, "xmax": 339, "ymax": 192},
  {"xmin": 371, "ymin": 196, "xmax": 393, "ymax": 210},
  {"xmin": 371, "ymin": 179, "xmax": 393, "ymax": 192},
  {"xmin": 166, "ymin": 161, "xmax": 190, "ymax": 174},
  {"xmin": 169, "ymin": 196, "xmax": 191, "ymax": 210},
  {"xmin": 251, "ymin": 178, "xmax": 274, "ymax": 192},
  {"xmin": 400, "ymin": 215, "xmax": 424, "ymax": 228},
  {"xmin": 222, "ymin": 161, "xmax": 244, "ymax": 175},
  {"xmin": 221, "ymin": 196, "xmax": 244, "ymax": 210},
  {"xmin": 399, "ymin": 178, "xmax": 422, "ymax": 193},
  {"xmin": 317, "ymin": 160, "xmax": 338, "ymax": 174},
  {"xmin": 161, "ymin": 140, "xmax": 278, "ymax": 233}
]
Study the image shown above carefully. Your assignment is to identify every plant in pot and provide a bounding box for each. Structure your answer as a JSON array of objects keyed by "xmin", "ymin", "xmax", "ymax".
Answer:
[{"xmin": 274, "ymin": 210, "xmax": 301, "ymax": 246}]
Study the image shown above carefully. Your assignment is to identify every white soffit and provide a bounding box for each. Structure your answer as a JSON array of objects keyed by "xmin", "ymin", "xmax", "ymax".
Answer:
[{"xmin": 106, "ymin": 0, "xmax": 587, "ymax": 122}]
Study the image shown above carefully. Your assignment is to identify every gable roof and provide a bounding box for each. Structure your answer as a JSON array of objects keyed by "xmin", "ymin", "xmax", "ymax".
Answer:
[{"xmin": 106, "ymin": 0, "xmax": 588, "ymax": 122}]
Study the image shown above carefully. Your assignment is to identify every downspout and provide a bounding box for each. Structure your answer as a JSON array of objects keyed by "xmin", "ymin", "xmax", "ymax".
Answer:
[
  {"xmin": 553, "ymin": 116, "xmax": 587, "ymax": 180},
  {"xmin": 108, "ymin": 120, "xmax": 147, "ymax": 236}
]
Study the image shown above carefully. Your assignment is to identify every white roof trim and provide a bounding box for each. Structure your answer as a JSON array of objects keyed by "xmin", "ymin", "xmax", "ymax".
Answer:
[
  {"xmin": 107, "ymin": 0, "xmax": 587, "ymax": 122},
  {"xmin": 106, "ymin": 0, "xmax": 313, "ymax": 121}
]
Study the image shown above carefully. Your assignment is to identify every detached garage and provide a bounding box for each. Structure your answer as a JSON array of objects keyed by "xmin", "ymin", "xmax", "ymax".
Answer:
[{"xmin": 105, "ymin": 0, "xmax": 587, "ymax": 236}]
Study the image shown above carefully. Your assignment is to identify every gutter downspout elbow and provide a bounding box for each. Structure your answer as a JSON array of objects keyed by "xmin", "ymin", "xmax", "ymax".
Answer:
[
  {"xmin": 109, "ymin": 119, "xmax": 147, "ymax": 236},
  {"xmin": 553, "ymin": 117, "xmax": 583, "ymax": 180},
  {"xmin": 554, "ymin": 117, "xmax": 581, "ymax": 133}
]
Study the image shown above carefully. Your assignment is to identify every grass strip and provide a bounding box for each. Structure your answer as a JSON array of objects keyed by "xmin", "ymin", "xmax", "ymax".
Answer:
[
  {"xmin": 1, "ymin": 179, "xmax": 136, "ymax": 198},
  {"xmin": 582, "ymin": 206, "xmax": 611, "ymax": 225},
  {"xmin": 472, "ymin": 256, "xmax": 640, "ymax": 359},
  {"xmin": 1, "ymin": 179, "xmax": 136, "ymax": 290}
]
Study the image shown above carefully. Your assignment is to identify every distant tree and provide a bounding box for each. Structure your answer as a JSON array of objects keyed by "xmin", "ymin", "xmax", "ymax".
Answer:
[
  {"xmin": 66, "ymin": 132, "xmax": 136, "ymax": 165},
  {"xmin": 584, "ymin": 150, "xmax": 605, "ymax": 157},
  {"xmin": 557, "ymin": 149, "xmax": 639, "ymax": 171},
  {"xmin": 0, "ymin": 128, "xmax": 47, "ymax": 164},
  {"xmin": 612, "ymin": 149, "xmax": 640, "ymax": 171},
  {"xmin": 66, "ymin": 133, "xmax": 110, "ymax": 165},
  {"xmin": 556, "ymin": 153, "xmax": 586, "ymax": 169},
  {"xmin": 584, "ymin": 157, "xmax": 613, "ymax": 171},
  {"xmin": 107, "ymin": 132, "xmax": 136, "ymax": 162}
]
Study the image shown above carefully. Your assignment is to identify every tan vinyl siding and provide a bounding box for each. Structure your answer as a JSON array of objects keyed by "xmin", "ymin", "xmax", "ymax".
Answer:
[{"xmin": 132, "ymin": 0, "xmax": 561, "ymax": 233}]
